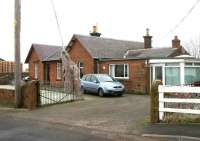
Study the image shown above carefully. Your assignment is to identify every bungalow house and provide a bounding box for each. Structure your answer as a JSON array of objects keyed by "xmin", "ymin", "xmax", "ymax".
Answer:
[
  {"xmin": 25, "ymin": 27, "xmax": 200, "ymax": 94},
  {"xmin": 25, "ymin": 44, "xmax": 63, "ymax": 83},
  {"xmin": 67, "ymin": 27, "xmax": 192, "ymax": 93}
]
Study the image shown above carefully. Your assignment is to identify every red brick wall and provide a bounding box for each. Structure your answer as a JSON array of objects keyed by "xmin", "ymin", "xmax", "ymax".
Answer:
[
  {"xmin": 28, "ymin": 48, "xmax": 44, "ymax": 81},
  {"xmin": 68, "ymin": 40, "xmax": 94, "ymax": 75},
  {"xmin": 49, "ymin": 61, "xmax": 63, "ymax": 84},
  {"xmin": 0, "ymin": 88, "xmax": 15, "ymax": 107},
  {"xmin": 0, "ymin": 81, "xmax": 39, "ymax": 109},
  {"xmin": 99, "ymin": 60, "xmax": 148, "ymax": 94}
]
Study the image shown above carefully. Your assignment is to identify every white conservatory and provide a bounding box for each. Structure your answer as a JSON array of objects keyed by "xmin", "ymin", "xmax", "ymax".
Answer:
[{"xmin": 149, "ymin": 55, "xmax": 200, "ymax": 86}]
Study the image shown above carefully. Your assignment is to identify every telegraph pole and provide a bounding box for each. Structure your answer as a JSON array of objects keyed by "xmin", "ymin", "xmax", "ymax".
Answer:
[{"xmin": 14, "ymin": 0, "xmax": 22, "ymax": 108}]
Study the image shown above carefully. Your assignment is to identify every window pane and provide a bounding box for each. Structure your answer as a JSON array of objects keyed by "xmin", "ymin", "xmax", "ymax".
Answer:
[
  {"xmin": 34, "ymin": 63, "xmax": 38, "ymax": 79},
  {"xmin": 185, "ymin": 63, "xmax": 193, "ymax": 66},
  {"xmin": 124, "ymin": 64, "xmax": 128, "ymax": 77},
  {"xmin": 185, "ymin": 67, "xmax": 200, "ymax": 84},
  {"xmin": 78, "ymin": 62, "xmax": 84, "ymax": 78},
  {"xmin": 109, "ymin": 64, "xmax": 129, "ymax": 78},
  {"xmin": 56, "ymin": 63, "xmax": 61, "ymax": 80},
  {"xmin": 165, "ymin": 67, "xmax": 180, "ymax": 85},
  {"xmin": 115, "ymin": 65, "xmax": 124, "ymax": 77},
  {"xmin": 194, "ymin": 63, "xmax": 200, "ymax": 66},
  {"xmin": 79, "ymin": 62, "xmax": 84, "ymax": 68},
  {"xmin": 155, "ymin": 66, "xmax": 162, "ymax": 81}
]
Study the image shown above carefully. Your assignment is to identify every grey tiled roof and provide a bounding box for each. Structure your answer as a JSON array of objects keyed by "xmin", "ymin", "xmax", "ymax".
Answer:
[
  {"xmin": 125, "ymin": 47, "xmax": 178, "ymax": 59},
  {"xmin": 25, "ymin": 44, "xmax": 62, "ymax": 63},
  {"xmin": 73, "ymin": 34, "xmax": 144, "ymax": 59}
]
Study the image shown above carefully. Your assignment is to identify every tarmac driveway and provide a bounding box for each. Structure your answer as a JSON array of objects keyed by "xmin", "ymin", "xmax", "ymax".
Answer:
[
  {"xmin": 1, "ymin": 94, "xmax": 200, "ymax": 140},
  {"xmin": 4, "ymin": 94, "xmax": 150, "ymax": 135}
]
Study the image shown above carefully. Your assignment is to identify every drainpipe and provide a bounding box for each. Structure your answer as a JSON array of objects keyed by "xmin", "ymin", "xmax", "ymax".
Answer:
[
  {"xmin": 145, "ymin": 59, "xmax": 150, "ymax": 94},
  {"xmin": 94, "ymin": 58, "xmax": 100, "ymax": 74},
  {"xmin": 97, "ymin": 60, "xmax": 100, "ymax": 74}
]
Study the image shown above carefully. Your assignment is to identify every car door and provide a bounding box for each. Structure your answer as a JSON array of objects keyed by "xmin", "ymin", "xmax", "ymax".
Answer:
[
  {"xmin": 83, "ymin": 75, "xmax": 91, "ymax": 92},
  {"xmin": 89, "ymin": 75, "xmax": 99, "ymax": 93}
]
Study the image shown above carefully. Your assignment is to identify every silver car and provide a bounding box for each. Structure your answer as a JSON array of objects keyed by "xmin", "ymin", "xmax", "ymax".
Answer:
[{"xmin": 81, "ymin": 74, "xmax": 125, "ymax": 96}]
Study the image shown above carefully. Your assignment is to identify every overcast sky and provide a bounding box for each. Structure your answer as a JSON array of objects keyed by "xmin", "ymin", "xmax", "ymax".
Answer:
[{"xmin": 0, "ymin": 0, "xmax": 200, "ymax": 62}]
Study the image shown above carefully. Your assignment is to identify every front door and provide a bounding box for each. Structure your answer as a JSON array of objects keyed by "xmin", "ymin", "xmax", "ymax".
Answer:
[{"xmin": 44, "ymin": 63, "xmax": 50, "ymax": 83}]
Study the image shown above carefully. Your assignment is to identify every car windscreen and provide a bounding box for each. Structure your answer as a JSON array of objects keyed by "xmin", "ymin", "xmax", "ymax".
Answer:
[{"xmin": 97, "ymin": 75, "xmax": 117, "ymax": 82}]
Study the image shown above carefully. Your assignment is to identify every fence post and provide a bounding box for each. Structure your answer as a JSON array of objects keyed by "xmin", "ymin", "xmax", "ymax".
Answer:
[
  {"xmin": 36, "ymin": 81, "xmax": 41, "ymax": 107},
  {"xmin": 159, "ymin": 90, "xmax": 164, "ymax": 121},
  {"xmin": 150, "ymin": 80, "xmax": 162, "ymax": 123}
]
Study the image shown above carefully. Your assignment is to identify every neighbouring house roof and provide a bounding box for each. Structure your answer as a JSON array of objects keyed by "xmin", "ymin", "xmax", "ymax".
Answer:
[
  {"xmin": 67, "ymin": 34, "xmax": 144, "ymax": 59},
  {"xmin": 124, "ymin": 47, "xmax": 179, "ymax": 59},
  {"xmin": 25, "ymin": 44, "xmax": 62, "ymax": 63},
  {"xmin": 0, "ymin": 58, "xmax": 4, "ymax": 61},
  {"xmin": 124, "ymin": 47, "xmax": 189, "ymax": 59}
]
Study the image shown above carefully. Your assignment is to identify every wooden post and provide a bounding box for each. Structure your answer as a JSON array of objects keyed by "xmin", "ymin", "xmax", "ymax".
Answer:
[
  {"xmin": 14, "ymin": 0, "xmax": 22, "ymax": 108},
  {"xmin": 150, "ymin": 80, "xmax": 162, "ymax": 123}
]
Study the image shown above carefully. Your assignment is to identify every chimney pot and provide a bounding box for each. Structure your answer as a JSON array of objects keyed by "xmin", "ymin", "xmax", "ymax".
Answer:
[
  {"xmin": 146, "ymin": 28, "xmax": 150, "ymax": 36},
  {"xmin": 90, "ymin": 24, "xmax": 101, "ymax": 37},
  {"xmin": 93, "ymin": 25, "xmax": 97, "ymax": 33}
]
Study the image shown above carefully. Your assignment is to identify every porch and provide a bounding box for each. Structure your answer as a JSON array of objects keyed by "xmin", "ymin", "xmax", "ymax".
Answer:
[{"xmin": 149, "ymin": 56, "xmax": 200, "ymax": 86}]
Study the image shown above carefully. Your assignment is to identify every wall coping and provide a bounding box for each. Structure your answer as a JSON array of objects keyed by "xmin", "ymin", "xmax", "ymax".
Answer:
[{"xmin": 0, "ymin": 85, "xmax": 14, "ymax": 90}]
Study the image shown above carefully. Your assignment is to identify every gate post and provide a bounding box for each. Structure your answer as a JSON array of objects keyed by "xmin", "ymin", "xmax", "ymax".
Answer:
[
  {"xmin": 150, "ymin": 80, "xmax": 162, "ymax": 123},
  {"xmin": 36, "ymin": 81, "xmax": 41, "ymax": 107}
]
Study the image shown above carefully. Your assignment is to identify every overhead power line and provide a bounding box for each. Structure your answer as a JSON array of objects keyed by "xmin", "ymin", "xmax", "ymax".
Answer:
[
  {"xmin": 50, "ymin": 0, "xmax": 65, "ymax": 49},
  {"xmin": 159, "ymin": 0, "xmax": 200, "ymax": 40}
]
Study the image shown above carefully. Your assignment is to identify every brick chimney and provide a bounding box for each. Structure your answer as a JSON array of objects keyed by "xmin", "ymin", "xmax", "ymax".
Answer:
[
  {"xmin": 90, "ymin": 25, "xmax": 101, "ymax": 37},
  {"xmin": 143, "ymin": 28, "xmax": 152, "ymax": 49},
  {"xmin": 172, "ymin": 36, "xmax": 181, "ymax": 48}
]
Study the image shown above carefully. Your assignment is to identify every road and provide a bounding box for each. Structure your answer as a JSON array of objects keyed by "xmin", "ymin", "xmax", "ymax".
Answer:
[
  {"xmin": 0, "ymin": 94, "xmax": 200, "ymax": 141},
  {"xmin": 0, "ymin": 115, "xmax": 112, "ymax": 141},
  {"xmin": 0, "ymin": 94, "xmax": 164, "ymax": 141}
]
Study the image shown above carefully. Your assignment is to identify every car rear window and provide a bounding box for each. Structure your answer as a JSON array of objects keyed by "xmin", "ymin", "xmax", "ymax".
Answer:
[
  {"xmin": 81, "ymin": 75, "xmax": 87, "ymax": 81},
  {"xmin": 85, "ymin": 75, "xmax": 91, "ymax": 81}
]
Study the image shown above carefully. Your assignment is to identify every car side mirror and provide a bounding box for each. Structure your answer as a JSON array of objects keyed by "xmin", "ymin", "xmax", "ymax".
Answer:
[{"xmin": 93, "ymin": 80, "xmax": 99, "ymax": 83}]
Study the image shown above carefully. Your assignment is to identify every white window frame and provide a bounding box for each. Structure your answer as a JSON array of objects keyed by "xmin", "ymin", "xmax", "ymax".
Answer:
[
  {"xmin": 184, "ymin": 62, "xmax": 200, "ymax": 85},
  {"xmin": 109, "ymin": 64, "xmax": 129, "ymax": 79},
  {"xmin": 78, "ymin": 61, "xmax": 84, "ymax": 78},
  {"xmin": 34, "ymin": 63, "xmax": 38, "ymax": 79},
  {"xmin": 56, "ymin": 62, "xmax": 62, "ymax": 80}
]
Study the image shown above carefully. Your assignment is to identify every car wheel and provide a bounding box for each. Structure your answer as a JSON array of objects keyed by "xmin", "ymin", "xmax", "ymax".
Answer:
[
  {"xmin": 81, "ymin": 86, "xmax": 86, "ymax": 94},
  {"xmin": 98, "ymin": 88, "xmax": 104, "ymax": 97}
]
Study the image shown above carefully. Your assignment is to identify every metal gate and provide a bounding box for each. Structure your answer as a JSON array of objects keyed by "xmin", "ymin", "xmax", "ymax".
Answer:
[{"xmin": 38, "ymin": 82, "xmax": 75, "ymax": 106}]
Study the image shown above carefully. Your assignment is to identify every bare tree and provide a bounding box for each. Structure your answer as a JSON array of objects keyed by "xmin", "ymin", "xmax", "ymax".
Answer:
[
  {"xmin": 184, "ymin": 36, "xmax": 200, "ymax": 58},
  {"xmin": 62, "ymin": 51, "xmax": 83, "ymax": 100}
]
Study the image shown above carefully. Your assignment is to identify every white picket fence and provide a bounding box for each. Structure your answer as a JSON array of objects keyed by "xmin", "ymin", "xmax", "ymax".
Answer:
[{"xmin": 158, "ymin": 85, "xmax": 200, "ymax": 120}]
